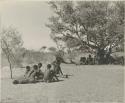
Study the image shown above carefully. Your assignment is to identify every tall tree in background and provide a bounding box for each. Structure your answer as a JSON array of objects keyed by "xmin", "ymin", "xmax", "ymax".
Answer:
[
  {"xmin": 1, "ymin": 27, "xmax": 23, "ymax": 78},
  {"xmin": 47, "ymin": 1, "xmax": 124, "ymax": 64}
]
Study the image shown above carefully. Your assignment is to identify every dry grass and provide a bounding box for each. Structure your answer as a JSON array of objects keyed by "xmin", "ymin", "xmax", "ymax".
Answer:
[{"xmin": 1, "ymin": 64, "xmax": 124, "ymax": 103}]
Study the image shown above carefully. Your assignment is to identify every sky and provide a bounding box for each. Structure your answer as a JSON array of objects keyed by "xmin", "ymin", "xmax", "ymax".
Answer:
[{"xmin": 0, "ymin": 1, "xmax": 56, "ymax": 50}]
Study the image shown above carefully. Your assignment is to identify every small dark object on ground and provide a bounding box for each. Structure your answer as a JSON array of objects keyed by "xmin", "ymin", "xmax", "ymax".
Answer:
[
  {"xmin": 65, "ymin": 74, "xmax": 68, "ymax": 78},
  {"xmin": 13, "ymin": 80, "xmax": 19, "ymax": 84}
]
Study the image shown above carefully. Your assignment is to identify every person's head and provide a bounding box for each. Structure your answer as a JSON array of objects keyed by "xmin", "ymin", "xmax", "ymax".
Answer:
[
  {"xmin": 38, "ymin": 63, "xmax": 42, "ymax": 68},
  {"xmin": 56, "ymin": 56, "xmax": 61, "ymax": 63},
  {"xmin": 26, "ymin": 66, "xmax": 30, "ymax": 71},
  {"xmin": 89, "ymin": 54, "xmax": 92, "ymax": 58},
  {"xmin": 33, "ymin": 65, "xmax": 38, "ymax": 70},
  {"xmin": 47, "ymin": 64, "xmax": 51, "ymax": 69}
]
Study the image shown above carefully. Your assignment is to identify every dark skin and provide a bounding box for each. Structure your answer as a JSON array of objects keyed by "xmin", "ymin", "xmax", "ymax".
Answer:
[
  {"xmin": 36, "ymin": 63, "xmax": 44, "ymax": 79},
  {"xmin": 28, "ymin": 70, "xmax": 34, "ymax": 78},
  {"xmin": 24, "ymin": 66, "xmax": 30, "ymax": 78},
  {"xmin": 44, "ymin": 64, "xmax": 59, "ymax": 82},
  {"xmin": 13, "ymin": 65, "xmax": 38, "ymax": 84},
  {"xmin": 43, "ymin": 65, "xmax": 51, "ymax": 82},
  {"xmin": 28, "ymin": 65, "xmax": 38, "ymax": 79},
  {"xmin": 38, "ymin": 63, "xmax": 42, "ymax": 69},
  {"xmin": 50, "ymin": 70, "xmax": 59, "ymax": 81},
  {"xmin": 52, "ymin": 58, "xmax": 63, "ymax": 75}
]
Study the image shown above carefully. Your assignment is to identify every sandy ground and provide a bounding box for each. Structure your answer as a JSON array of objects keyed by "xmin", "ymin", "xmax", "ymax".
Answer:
[{"xmin": 1, "ymin": 64, "xmax": 124, "ymax": 103}]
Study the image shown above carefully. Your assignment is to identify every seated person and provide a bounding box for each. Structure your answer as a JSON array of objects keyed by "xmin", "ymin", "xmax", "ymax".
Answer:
[
  {"xmin": 13, "ymin": 65, "xmax": 38, "ymax": 84},
  {"xmin": 50, "ymin": 69, "xmax": 59, "ymax": 82},
  {"xmin": 36, "ymin": 63, "xmax": 44, "ymax": 80},
  {"xmin": 80, "ymin": 57, "xmax": 86, "ymax": 65},
  {"xmin": 24, "ymin": 66, "xmax": 31, "ymax": 79},
  {"xmin": 28, "ymin": 65, "xmax": 40, "ymax": 81},
  {"xmin": 38, "ymin": 62, "xmax": 42, "ymax": 71},
  {"xmin": 43, "ymin": 64, "xmax": 59, "ymax": 83},
  {"xmin": 13, "ymin": 66, "xmax": 30, "ymax": 84},
  {"xmin": 87, "ymin": 54, "xmax": 93, "ymax": 65}
]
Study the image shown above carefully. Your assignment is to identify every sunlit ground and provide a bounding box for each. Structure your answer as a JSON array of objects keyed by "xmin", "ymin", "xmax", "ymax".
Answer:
[{"xmin": 1, "ymin": 64, "xmax": 124, "ymax": 103}]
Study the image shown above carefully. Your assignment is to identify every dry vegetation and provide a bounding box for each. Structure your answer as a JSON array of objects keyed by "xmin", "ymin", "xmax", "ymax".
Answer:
[{"xmin": 1, "ymin": 64, "xmax": 124, "ymax": 103}]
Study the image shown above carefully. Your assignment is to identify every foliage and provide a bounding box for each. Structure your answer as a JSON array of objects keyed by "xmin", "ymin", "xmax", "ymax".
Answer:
[
  {"xmin": 1, "ymin": 27, "xmax": 23, "ymax": 78},
  {"xmin": 47, "ymin": 1, "xmax": 124, "ymax": 52},
  {"xmin": 1, "ymin": 27, "xmax": 23, "ymax": 52}
]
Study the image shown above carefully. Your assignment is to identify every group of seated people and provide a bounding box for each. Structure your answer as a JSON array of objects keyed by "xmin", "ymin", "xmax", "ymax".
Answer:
[
  {"xmin": 80, "ymin": 54, "xmax": 94, "ymax": 65},
  {"xmin": 13, "ymin": 58, "xmax": 64, "ymax": 84}
]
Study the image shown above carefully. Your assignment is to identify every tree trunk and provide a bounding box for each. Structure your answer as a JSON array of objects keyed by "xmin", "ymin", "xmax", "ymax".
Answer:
[
  {"xmin": 96, "ymin": 48, "xmax": 105, "ymax": 64},
  {"xmin": 9, "ymin": 62, "xmax": 13, "ymax": 79},
  {"xmin": 7, "ymin": 56, "xmax": 13, "ymax": 79},
  {"xmin": 1, "ymin": 47, "xmax": 13, "ymax": 79}
]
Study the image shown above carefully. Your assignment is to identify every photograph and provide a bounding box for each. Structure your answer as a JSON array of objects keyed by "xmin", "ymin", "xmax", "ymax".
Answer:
[{"xmin": 0, "ymin": 0, "xmax": 124, "ymax": 103}]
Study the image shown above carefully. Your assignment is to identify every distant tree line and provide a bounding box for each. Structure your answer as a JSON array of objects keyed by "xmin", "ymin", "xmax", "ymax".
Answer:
[{"xmin": 1, "ymin": 27, "xmax": 57, "ymax": 78}]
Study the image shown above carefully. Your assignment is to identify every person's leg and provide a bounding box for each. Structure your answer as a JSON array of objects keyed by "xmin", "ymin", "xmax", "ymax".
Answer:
[
  {"xmin": 20, "ymin": 79, "xmax": 29, "ymax": 84},
  {"xmin": 59, "ymin": 66, "xmax": 63, "ymax": 75},
  {"xmin": 13, "ymin": 79, "xmax": 29, "ymax": 84},
  {"xmin": 28, "ymin": 79, "xmax": 37, "ymax": 83},
  {"xmin": 53, "ymin": 74, "xmax": 59, "ymax": 81},
  {"xmin": 46, "ymin": 80, "xmax": 50, "ymax": 83}
]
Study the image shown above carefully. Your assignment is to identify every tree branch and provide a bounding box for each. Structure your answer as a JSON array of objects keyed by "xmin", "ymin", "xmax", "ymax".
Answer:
[{"xmin": 1, "ymin": 39, "xmax": 15, "ymax": 63}]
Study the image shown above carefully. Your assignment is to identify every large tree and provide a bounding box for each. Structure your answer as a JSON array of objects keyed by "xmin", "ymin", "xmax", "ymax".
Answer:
[
  {"xmin": 1, "ymin": 27, "xmax": 23, "ymax": 78},
  {"xmin": 47, "ymin": 1, "xmax": 124, "ymax": 64}
]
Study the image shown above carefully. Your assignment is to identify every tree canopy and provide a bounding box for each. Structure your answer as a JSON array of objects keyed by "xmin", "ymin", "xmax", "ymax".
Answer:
[
  {"xmin": 47, "ymin": 1, "xmax": 124, "ymax": 52},
  {"xmin": 1, "ymin": 27, "xmax": 23, "ymax": 63},
  {"xmin": 1, "ymin": 27, "xmax": 23, "ymax": 78}
]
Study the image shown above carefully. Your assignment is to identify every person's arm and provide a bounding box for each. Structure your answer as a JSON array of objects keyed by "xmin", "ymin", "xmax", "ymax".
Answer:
[
  {"xmin": 24, "ymin": 71, "xmax": 27, "ymax": 78},
  {"xmin": 28, "ymin": 70, "xmax": 34, "ymax": 77}
]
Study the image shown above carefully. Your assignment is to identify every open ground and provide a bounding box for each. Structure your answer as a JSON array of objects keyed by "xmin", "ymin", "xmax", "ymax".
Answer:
[{"xmin": 1, "ymin": 64, "xmax": 124, "ymax": 103}]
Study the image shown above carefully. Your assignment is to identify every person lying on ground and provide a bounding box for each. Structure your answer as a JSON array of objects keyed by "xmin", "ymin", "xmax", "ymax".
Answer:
[
  {"xmin": 13, "ymin": 65, "xmax": 39, "ymax": 84},
  {"xmin": 13, "ymin": 66, "xmax": 31, "ymax": 84}
]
